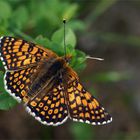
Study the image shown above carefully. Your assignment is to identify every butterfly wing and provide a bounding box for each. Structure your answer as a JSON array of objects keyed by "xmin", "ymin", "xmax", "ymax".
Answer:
[
  {"xmin": 5, "ymin": 63, "xmax": 69, "ymax": 125},
  {"xmin": 26, "ymin": 83, "xmax": 68, "ymax": 126},
  {"xmin": 0, "ymin": 36, "xmax": 57, "ymax": 70},
  {"xmin": 65, "ymin": 71, "xmax": 112, "ymax": 125},
  {"xmin": 4, "ymin": 66, "xmax": 38, "ymax": 102}
]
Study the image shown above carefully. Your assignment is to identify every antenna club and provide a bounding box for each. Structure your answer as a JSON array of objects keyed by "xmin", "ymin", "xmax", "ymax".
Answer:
[{"xmin": 63, "ymin": 19, "xmax": 67, "ymax": 23}]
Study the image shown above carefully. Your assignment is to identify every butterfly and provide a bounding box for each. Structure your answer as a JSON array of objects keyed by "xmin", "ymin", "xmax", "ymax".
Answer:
[{"xmin": 0, "ymin": 36, "xmax": 112, "ymax": 126}]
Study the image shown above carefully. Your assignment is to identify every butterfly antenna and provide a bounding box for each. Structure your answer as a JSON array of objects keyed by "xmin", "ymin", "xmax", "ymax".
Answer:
[
  {"xmin": 63, "ymin": 19, "xmax": 66, "ymax": 60},
  {"xmin": 86, "ymin": 56, "xmax": 104, "ymax": 61}
]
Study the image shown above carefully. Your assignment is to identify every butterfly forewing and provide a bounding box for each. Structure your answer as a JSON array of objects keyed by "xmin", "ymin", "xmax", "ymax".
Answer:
[{"xmin": 0, "ymin": 36, "xmax": 57, "ymax": 70}]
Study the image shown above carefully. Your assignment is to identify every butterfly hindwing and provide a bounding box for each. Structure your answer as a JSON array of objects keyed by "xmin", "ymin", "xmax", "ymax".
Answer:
[
  {"xmin": 0, "ymin": 36, "xmax": 57, "ymax": 70},
  {"xmin": 4, "ymin": 66, "xmax": 37, "ymax": 102},
  {"xmin": 67, "ymin": 79, "xmax": 112, "ymax": 125},
  {"xmin": 26, "ymin": 83, "xmax": 68, "ymax": 126}
]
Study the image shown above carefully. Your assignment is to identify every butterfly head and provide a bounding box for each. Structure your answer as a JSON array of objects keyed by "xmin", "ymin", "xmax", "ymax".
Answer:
[{"xmin": 62, "ymin": 54, "xmax": 72, "ymax": 64}]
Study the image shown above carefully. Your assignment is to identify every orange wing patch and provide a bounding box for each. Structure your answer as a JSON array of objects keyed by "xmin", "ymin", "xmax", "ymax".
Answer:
[
  {"xmin": 66, "ymin": 80, "xmax": 112, "ymax": 125},
  {"xmin": 0, "ymin": 36, "xmax": 57, "ymax": 70}
]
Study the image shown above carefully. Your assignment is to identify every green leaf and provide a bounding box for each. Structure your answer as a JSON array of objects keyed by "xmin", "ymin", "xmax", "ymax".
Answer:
[
  {"xmin": 50, "ymin": 42, "xmax": 64, "ymax": 56},
  {"xmin": 0, "ymin": 60, "xmax": 3, "ymax": 68},
  {"xmin": 63, "ymin": 3, "xmax": 78, "ymax": 20},
  {"xmin": 0, "ymin": 70, "xmax": 8, "ymax": 93},
  {"xmin": 0, "ymin": 93, "xmax": 18, "ymax": 110},
  {"xmin": 0, "ymin": 1, "xmax": 12, "ymax": 19},
  {"xmin": 10, "ymin": 6, "xmax": 28, "ymax": 29},
  {"xmin": 68, "ymin": 20, "xmax": 86, "ymax": 31},
  {"xmin": 70, "ymin": 123, "xmax": 94, "ymax": 140},
  {"xmin": 35, "ymin": 35, "xmax": 51, "ymax": 48},
  {"xmin": 52, "ymin": 27, "xmax": 76, "ymax": 48},
  {"xmin": 0, "ymin": 71, "xmax": 17, "ymax": 110},
  {"xmin": 35, "ymin": 35, "xmax": 63, "ymax": 55},
  {"xmin": 0, "ymin": 71, "xmax": 6, "ymax": 93},
  {"xmin": 66, "ymin": 44, "xmax": 75, "ymax": 55},
  {"xmin": 0, "ymin": 19, "xmax": 11, "ymax": 35},
  {"xmin": 71, "ymin": 50, "xmax": 86, "ymax": 72}
]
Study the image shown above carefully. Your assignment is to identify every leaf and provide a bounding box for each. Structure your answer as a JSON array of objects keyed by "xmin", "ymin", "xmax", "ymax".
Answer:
[
  {"xmin": 10, "ymin": 6, "xmax": 28, "ymax": 29},
  {"xmin": 0, "ymin": 93, "xmax": 18, "ymax": 110},
  {"xmin": 0, "ymin": 71, "xmax": 6, "ymax": 93},
  {"xmin": 35, "ymin": 35, "xmax": 63, "ymax": 55},
  {"xmin": 66, "ymin": 44, "xmax": 75, "ymax": 55},
  {"xmin": 35, "ymin": 35, "xmax": 51, "ymax": 48},
  {"xmin": 52, "ymin": 27, "xmax": 76, "ymax": 48},
  {"xmin": 0, "ymin": 1, "xmax": 12, "ymax": 19},
  {"xmin": 70, "ymin": 123, "xmax": 94, "ymax": 140},
  {"xmin": 71, "ymin": 50, "xmax": 86, "ymax": 72},
  {"xmin": 0, "ymin": 71, "xmax": 17, "ymax": 110},
  {"xmin": 63, "ymin": 3, "xmax": 79, "ymax": 20},
  {"xmin": 68, "ymin": 20, "xmax": 86, "ymax": 31},
  {"xmin": 0, "ymin": 60, "xmax": 3, "ymax": 68}
]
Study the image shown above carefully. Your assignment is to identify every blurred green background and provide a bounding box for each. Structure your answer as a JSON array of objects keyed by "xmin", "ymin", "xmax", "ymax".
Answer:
[{"xmin": 0, "ymin": 0, "xmax": 140, "ymax": 139}]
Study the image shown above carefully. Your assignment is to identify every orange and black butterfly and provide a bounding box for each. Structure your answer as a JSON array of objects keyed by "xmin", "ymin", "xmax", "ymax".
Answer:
[{"xmin": 0, "ymin": 36, "xmax": 112, "ymax": 126}]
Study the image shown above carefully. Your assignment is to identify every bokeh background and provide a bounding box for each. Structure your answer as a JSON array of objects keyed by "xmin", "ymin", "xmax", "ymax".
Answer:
[{"xmin": 0, "ymin": 0, "xmax": 140, "ymax": 139}]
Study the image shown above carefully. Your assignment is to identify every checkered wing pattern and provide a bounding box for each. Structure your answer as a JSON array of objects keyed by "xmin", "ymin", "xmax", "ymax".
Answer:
[
  {"xmin": 4, "ymin": 66, "xmax": 37, "ymax": 103},
  {"xmin": 0, "ymin": 36, "xmax": 57, "ymax": 70},
  {"xmin": 26, "ymin": 84, "xmax": 68, "ymax": 126},
  {"xmin": 67, "ymin": 79, "xmax": 112, "ymax": 125}
]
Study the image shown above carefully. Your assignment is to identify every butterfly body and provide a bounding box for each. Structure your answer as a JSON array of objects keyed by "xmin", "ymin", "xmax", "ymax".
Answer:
[
  {"xmin": 28, "ymin": 57, "xmax": 64, "ymax": 98},
  {"xmin": 27, "ymin": 56, "xmax": 73, "ymax": 100},
  {"xmin": 0, "ymin": 36, "xmax": 112, "ymax": 126}
]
